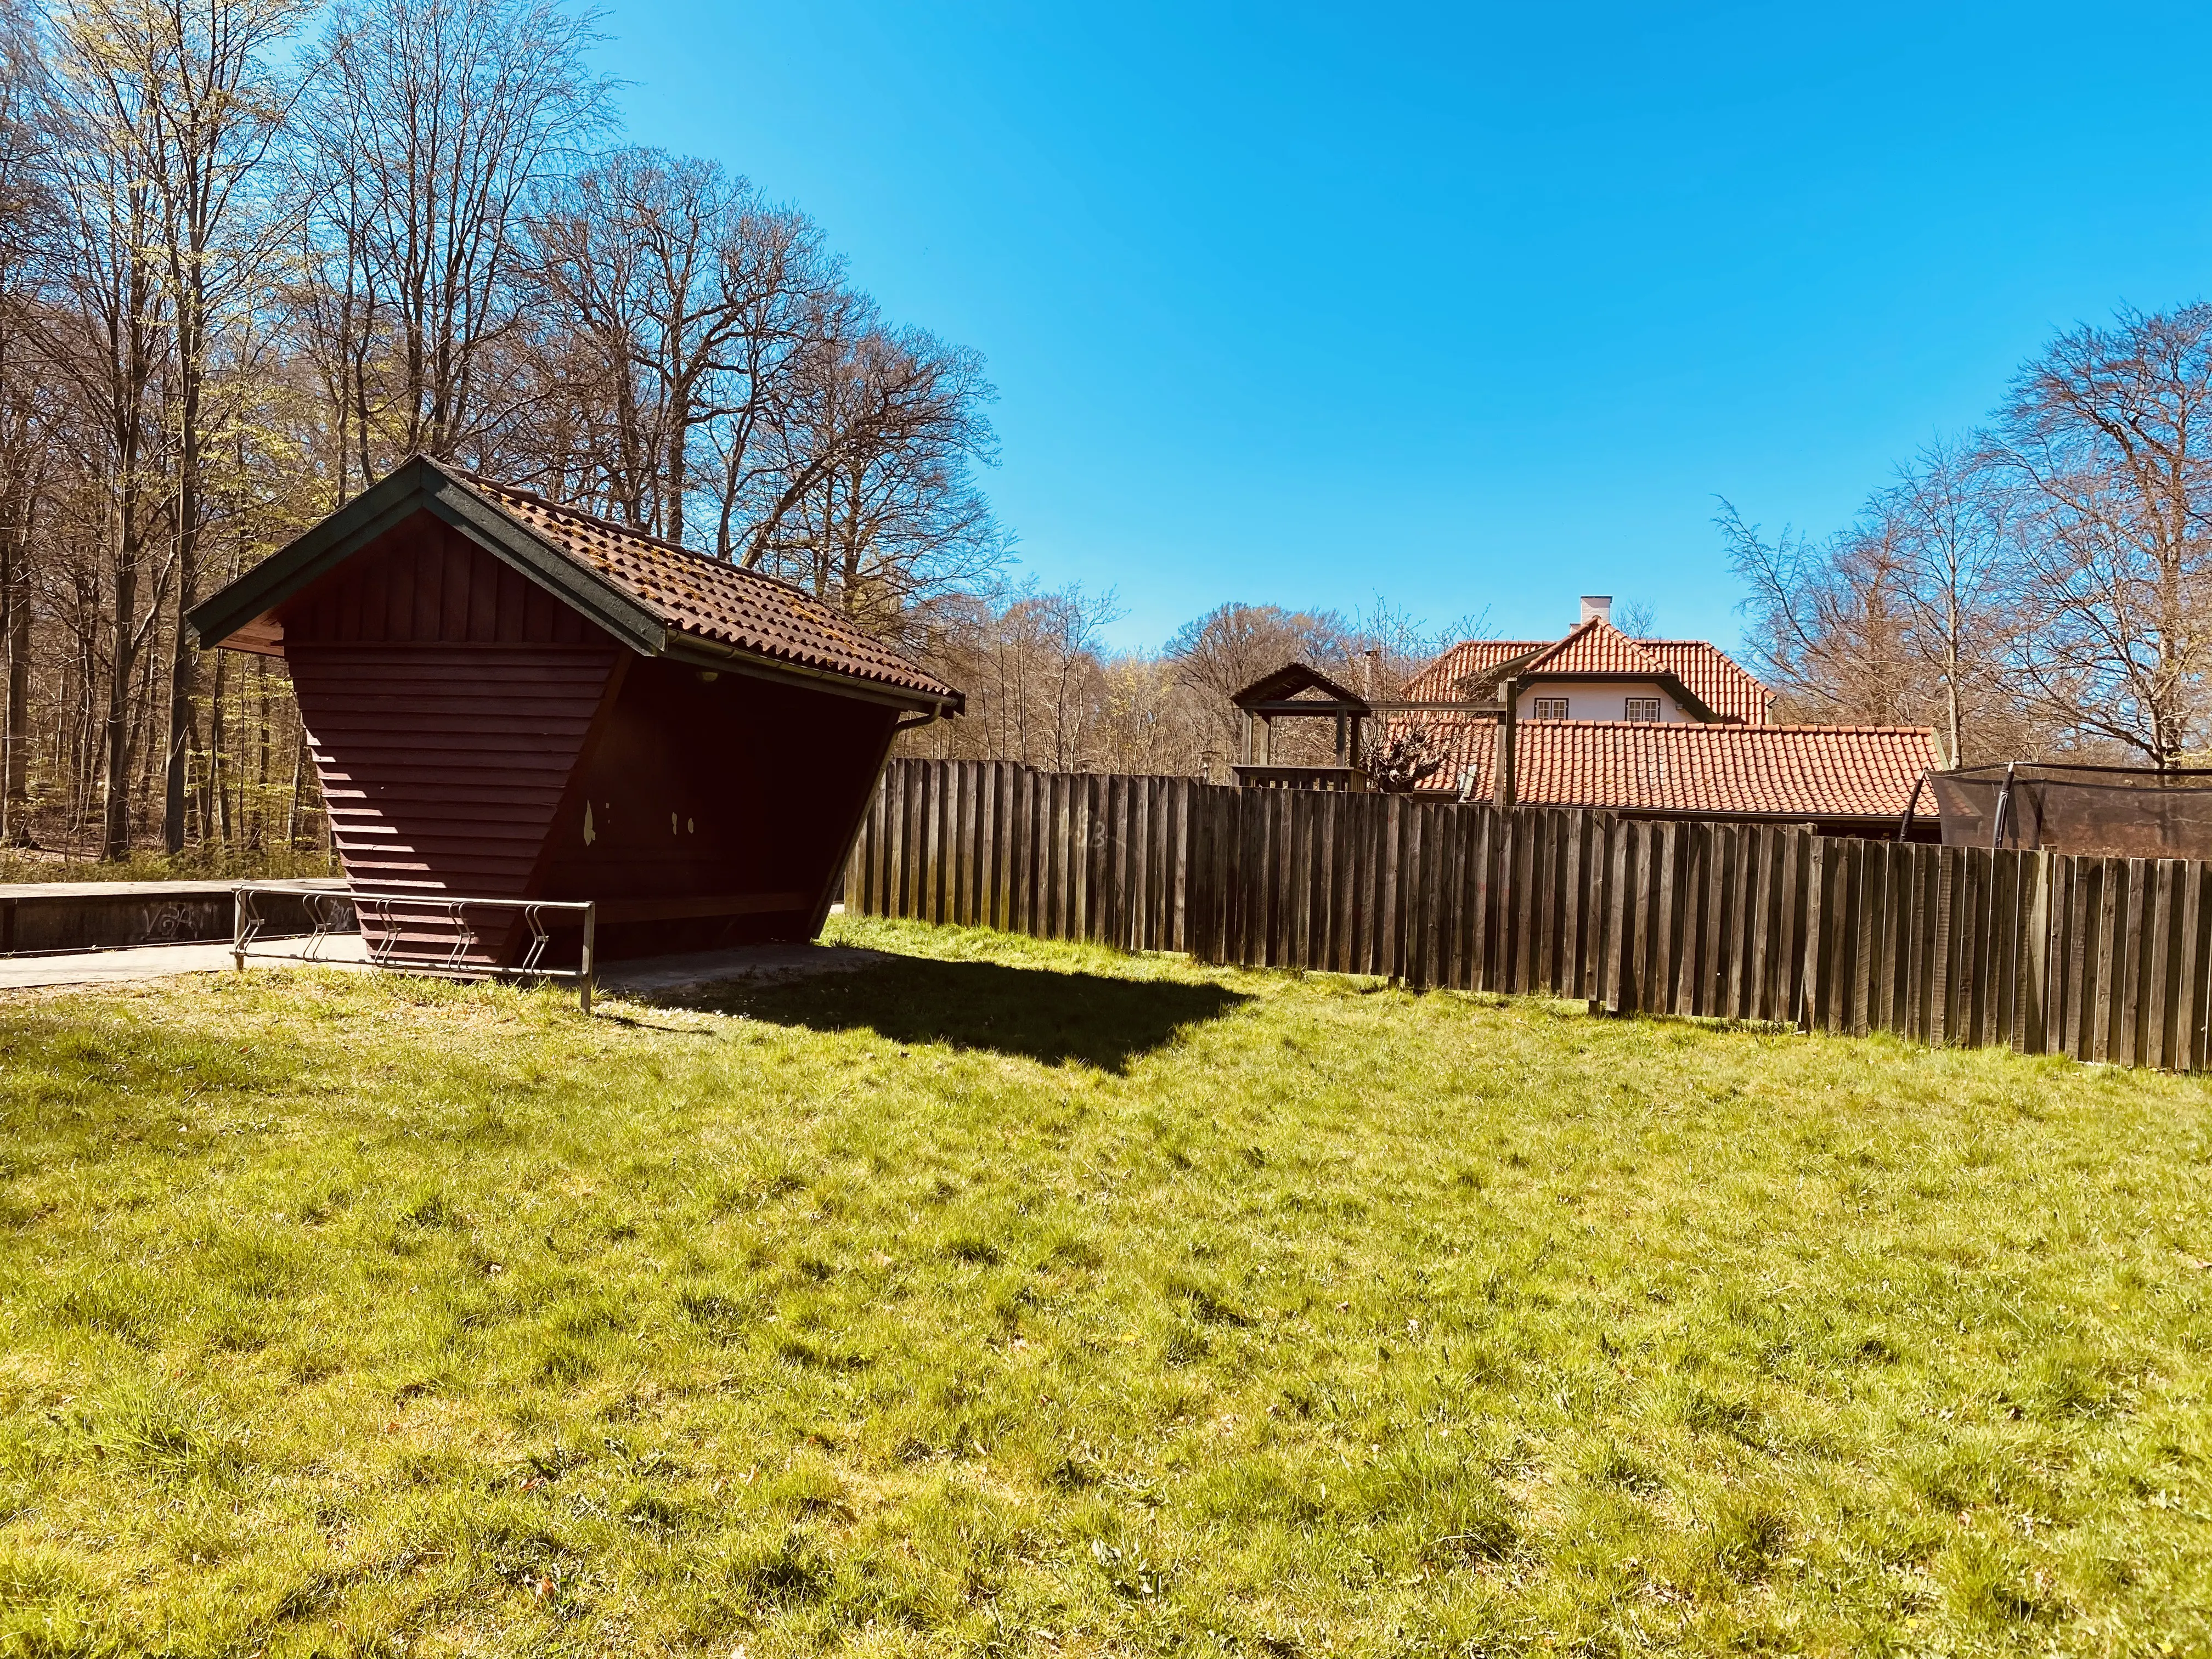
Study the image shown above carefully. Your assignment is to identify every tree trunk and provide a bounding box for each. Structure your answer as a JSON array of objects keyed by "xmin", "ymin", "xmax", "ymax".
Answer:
[
  {"xmin": 164, "ymin": 372, "xmax": 201, "ymax": 853},
  {"xmin": 285, "ymin": 729, "xmax": 304, "ymax": 848},
  {"xmin": 103, "ymin": 520, "xmax": 138, "ymax": 861},
  {"xmin": 0, "ymin": 490, "xmax": 27, "ymax": 845}
]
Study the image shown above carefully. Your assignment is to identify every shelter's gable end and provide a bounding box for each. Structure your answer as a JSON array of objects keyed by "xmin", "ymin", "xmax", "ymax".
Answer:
[
  {"xmin": 194, "ymin": 459, "xmax": 960, "ymax": 711},
  {"xmin": 189, "ymin": 485, "xmax": 430, "ymax": 655},
  {"xmin": 420, "ymin": 472, "xmax": 670, "ymax": 655},
  {"xmin": 279, "ymin": 514, "xmax": 601, "ymax": 648},
  {"xmin": 188, "ymin": 456, "xmax": 669, "ymax": 660}
]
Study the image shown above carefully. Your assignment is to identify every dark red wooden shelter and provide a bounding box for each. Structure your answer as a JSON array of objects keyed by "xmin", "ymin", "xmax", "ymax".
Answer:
[{"xmin": 190, "ymin": 456, "xmax": 962, "ymax": 963}]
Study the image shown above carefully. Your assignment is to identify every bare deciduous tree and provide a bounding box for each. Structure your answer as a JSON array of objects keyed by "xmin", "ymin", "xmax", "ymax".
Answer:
[
  {"xmin": 0, "ymin": 0, "xmax": 48, "ymax": 841},
  {"xmin": 40, "ymin": 0, "xmax": 181, "ymax": 855},
  {"xmin": 979, "ymin": 580, "xmax": 1119, "ymax": 769},
  {"xmin": 93, "ymin": 0, "xmax": 311, "ymax": 850},
  {"xmin": 0, "ymin": 0, "xmax": 1024, "ymax": 864},
  {"xmin": 1869, "ymin": 439, "xmax": 2008, "ymax": 766},
  {"xmin": 1985, "ymin": 305, "xmax": 2212, "ymax": 768},
  {"xmin": 300, "ymin": 0, "xmax": 610, "ymax": 475},
  {"xmin": 1729, "ymin": 304, "xmax": 2212, "ymax": 769},
  {"xmin": 1363, "ymin": 722, "xmax": 1446, "ymax": 793},
  {"xmin": 743, "ymin": 315, "xmax": 1005, "ymax": 634},
  {"xmin": 526, "ymin": 148, "xmax": 826, "ymax": 545},
  {"xmin": 1164, "ymin": 602, "xmax": 1361, "ymax": 761}
]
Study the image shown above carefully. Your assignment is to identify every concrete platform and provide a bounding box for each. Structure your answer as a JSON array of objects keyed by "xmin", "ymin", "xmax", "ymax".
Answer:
[{"xmin": 0, "ymin": 877, "xmax": 349, "ymax": 957}]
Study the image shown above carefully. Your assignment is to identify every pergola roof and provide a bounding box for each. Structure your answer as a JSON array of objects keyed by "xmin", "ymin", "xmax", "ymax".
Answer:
[{"xmin": 1230, "ymin": 661, "xmax": 1372, "ymax": 714}]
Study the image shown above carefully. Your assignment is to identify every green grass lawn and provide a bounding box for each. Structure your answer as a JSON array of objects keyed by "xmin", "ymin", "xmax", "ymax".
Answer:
[{"xmin": 3, "ymin": 918, "xmax": 2210, "ymax": 1657}]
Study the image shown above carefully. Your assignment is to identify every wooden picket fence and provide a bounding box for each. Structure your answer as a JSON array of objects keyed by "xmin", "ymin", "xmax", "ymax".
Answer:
[{"xmin": 843, "ymin": 758, "xmax": 2212, "ymax": 1071}]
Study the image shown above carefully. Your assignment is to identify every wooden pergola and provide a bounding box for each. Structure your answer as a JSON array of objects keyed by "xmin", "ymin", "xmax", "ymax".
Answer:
[{"xmin": 1229, "ymin": 662, "xmax": 1373, "ymax": 791}]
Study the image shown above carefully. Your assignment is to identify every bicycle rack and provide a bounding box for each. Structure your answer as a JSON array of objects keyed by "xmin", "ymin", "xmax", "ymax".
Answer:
[{"xmin": 232, "ymin": 883, "xmax": 598, "ymax": 1012}]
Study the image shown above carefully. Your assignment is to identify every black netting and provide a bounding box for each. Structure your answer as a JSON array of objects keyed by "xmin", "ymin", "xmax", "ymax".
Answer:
[{"xmin": 1925, "ymin": 763, "xmax": 2212, "ymax": 859}]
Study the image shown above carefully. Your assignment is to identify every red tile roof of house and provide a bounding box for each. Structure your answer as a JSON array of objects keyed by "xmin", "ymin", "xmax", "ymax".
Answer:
[
  {"xmin": 1516, "ymin": 617, "xmax": 1669, "ymax": 680},
  {"xmin": 1398, "ymin": 627, "xmax": 1774, "ymax": 725},
  {"xmin": 1400, "ymin": 639, "xmax": 1551, "ymax": 702},
  {"xmin": 1639, "ymin": 641, "xmax": 1772, "ymax": 725},
  {"xmin": 1380, "ymin": 714, "xmax": 1938, "ymax": 821},
  {"xmin": 467, "ymin": 475, "xmax": 961, "ymax": 707}
]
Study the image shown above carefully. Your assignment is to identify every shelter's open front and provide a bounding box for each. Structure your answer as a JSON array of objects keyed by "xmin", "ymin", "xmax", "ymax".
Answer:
[{"xmin": 190, "ymin": 456, "xmax": 962, "ymax": 967}]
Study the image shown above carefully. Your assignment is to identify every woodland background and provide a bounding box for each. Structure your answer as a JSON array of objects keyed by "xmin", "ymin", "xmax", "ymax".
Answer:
[{"xmin": 0, "ymin": 0, "xmax": 2204, "ymax": 867}]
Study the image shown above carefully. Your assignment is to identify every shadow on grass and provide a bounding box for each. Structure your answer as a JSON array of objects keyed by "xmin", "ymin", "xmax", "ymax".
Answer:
[{"xmin": 681, "ymin": 956, "xmax": 1250, "ymax": 1071}]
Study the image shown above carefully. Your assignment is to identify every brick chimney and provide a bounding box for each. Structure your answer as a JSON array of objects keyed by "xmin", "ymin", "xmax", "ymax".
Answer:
[{"xmin": 1579, "ymin": 595, "xmax": 1612, "ymax": 627}]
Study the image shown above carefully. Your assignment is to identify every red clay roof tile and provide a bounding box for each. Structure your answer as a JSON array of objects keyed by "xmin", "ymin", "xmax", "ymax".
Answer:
[
  {"xmin": 1517, "ymin": 617, "xmax": 1669, "ymax": 680},
  {"xmin": 1399, "ymin": 627, "xmax": 1774, "ymax": 725},
  {"xmin": 1638, "ymin": 641, "xmax": 1772, "ymax": 725},
  {"xmin": 1398, "ymin": 640, "xmax": 1551, "ymax": 702},
  {"xmin": 1379, "ymin": 714, "xmax": 1938, "ymax": 820},
  {"xmin": 464, "ymin": 475, "xmax": 960, "ymax": 707}
]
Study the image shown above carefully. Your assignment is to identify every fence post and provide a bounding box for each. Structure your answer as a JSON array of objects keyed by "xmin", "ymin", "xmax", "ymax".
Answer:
[
  {"xmin": 2179, "ymin": 860, "xmax": 2205, "ymax": 1071},
  {"xmin": 1778, "ymin": 836, "xmax": 1814, "ymax": 1035},
  {"xmin": 1800, "ymin": 836, "xmax": 1822, "ymax": 1033},
  {"xmin": 2022, "ymin": 850, "xmax": 2050, "ymax": 1057},
  {"xmin": 579, "ymin": 904, "xmax": 595, "ymax": 1015},
  {"xmin": 1602, "ymin": 819, "xmax": 1630, "ymax": 1013}
]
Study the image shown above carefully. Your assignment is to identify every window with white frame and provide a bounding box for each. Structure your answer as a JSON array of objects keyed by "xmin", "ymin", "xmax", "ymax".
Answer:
[
  {"xmin": 1624, "ymin": 697, "xmax": 1662, "ymax": 722},
  {"xmin": 1532, "ymin": 697, "xmax": 1570, "ymax": 720}
]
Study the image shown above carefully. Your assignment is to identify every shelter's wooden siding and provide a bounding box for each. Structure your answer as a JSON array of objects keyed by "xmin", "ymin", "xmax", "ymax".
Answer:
[
  {"xmin": 289, "ymin": 643, "xmax": 619, "ymax": 898},
  {"xmin": 280, "ymin": 520, "xmax": 623, "ymax": 963},
  {"xmin": 229, "ymin": 499, "xmax": 931, "ymax": 969},
  {"xmin": 281, "ymin": 514, "xmax": 900, "ymax": 961},
  {"xmin": 846, "ymin": 759, "xmax": 2212, "ymax": 1071}
]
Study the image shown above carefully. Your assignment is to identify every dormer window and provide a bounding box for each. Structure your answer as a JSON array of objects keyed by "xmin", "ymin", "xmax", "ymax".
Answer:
[
  {"xmin": 1532, "ymin": 697, "xmax": 1570, "ymax": 720},
  {"xmin": 1624, "ymin": 697, "xmax": 1661, "ymax": 723}
]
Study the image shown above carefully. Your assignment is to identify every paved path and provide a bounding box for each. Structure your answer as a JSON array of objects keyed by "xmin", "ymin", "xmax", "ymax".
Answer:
[
  {"xmin": 0, "ymin": 935, "xmax": 878, "ymax": 995},
  {"xmin": 0, "ymin": 934, "xmax": 372, "ymax": 990}
]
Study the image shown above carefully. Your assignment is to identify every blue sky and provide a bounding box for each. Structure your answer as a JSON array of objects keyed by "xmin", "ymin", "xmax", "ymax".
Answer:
[{"xmin": 591, "ymin": 1, "xmax": 2212, "ymax": 654}]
